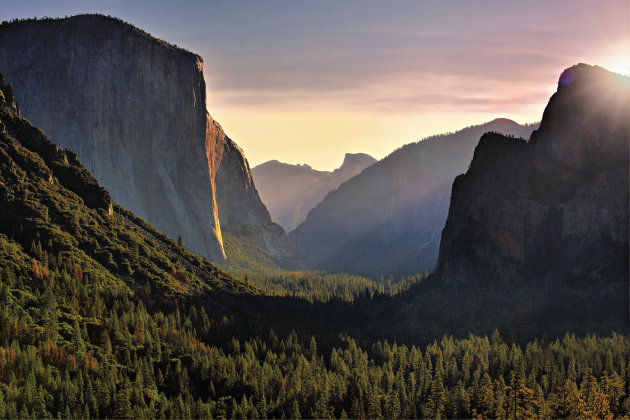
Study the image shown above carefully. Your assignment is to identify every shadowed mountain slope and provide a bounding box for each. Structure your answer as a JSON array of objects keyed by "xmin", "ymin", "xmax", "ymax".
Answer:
[
  {"xmin": 0, "ymin": 73, "xmax": 256, "ymax": 301},
  {"xmin": 291, "ymin": 119, "xmax": 536, "ymax": 276},
  {"xmin": 434, "ymin": 64, "xmax": 629, "ymax": 288},
  {"xmin": 253, "ymin": 153, "xmax": 376, "ymax": 231}
]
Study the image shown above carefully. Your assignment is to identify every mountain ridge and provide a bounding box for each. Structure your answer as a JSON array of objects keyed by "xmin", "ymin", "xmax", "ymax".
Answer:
[
  {"xmin": 0, "ymin": 73, "xmax": 256, "ymax": 300},
  {"xmin": 434, "ymin": 63, "xmax": 629, "ymax": 287},
  {"xmin": 253, "ymin": 152, "xmax": 376, "ymax": 231},
  {"xmin": 290, "ymin": 118, "xmax": 537, "ymax": 276}
]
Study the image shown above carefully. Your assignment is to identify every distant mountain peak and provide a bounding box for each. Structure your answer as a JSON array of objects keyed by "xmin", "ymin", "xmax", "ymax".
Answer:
[
  {"xmin": 252, "ymin": 152, "xmax": 376, "ymax": 232},
  {"xmin": 290, "ymin": 119, "xmax": 537, "ymax": 276},
  {"xmin": 488, "ymin": 117, "xmax": 518, "ymax": 126},
  {"xmin": 336, "ymin": 153, "xmax": 377, "ymax": 178},
  {"xmin": 340, "ymin": 152, "xmax": 376, "ymax": 168}
]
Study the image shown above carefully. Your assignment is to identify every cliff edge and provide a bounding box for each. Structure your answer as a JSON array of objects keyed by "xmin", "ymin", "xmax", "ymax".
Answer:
[{"xmin": 0, "ymin": 14, "xmax": 297, "ymax": 265}]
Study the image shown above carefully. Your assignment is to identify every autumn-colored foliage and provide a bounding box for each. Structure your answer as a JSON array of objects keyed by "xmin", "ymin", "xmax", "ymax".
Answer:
[{"xmin": 167, "ymin": 268, "xmax": 190, "ymax": 294}]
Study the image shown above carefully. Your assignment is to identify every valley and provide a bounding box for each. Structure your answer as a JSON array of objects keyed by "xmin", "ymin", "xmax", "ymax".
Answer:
[{"xmin": 0, "ymin": 11, "xmax": 628, "ymax": 420}]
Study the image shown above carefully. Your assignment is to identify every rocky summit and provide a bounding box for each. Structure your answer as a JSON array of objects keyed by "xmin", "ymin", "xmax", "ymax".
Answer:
[
  {"xmin": 253, "ymin": 153, "xmax": 376, "ymax": 232},
  {"xmin": 435, "ymin": 64, "xmax": 629, "ymax": 287},
  {"xmin": 290, "ymin": 119, "xmax": 536, "ymax": 276}
]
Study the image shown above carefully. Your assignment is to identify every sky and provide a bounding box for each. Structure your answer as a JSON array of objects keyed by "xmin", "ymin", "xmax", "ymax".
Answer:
[{"xmin": 3, "ymin": 1, "xmax": 629, "ymax": 170}]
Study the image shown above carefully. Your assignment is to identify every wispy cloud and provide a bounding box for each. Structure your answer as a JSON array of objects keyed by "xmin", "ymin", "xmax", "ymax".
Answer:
[
  {"xmin": 199, "ymin": 0, "xmax": 627, "ymax": 116},
  {"xmin": 5, "ymin": 0, "xmax": 628, "ymax": 168}
]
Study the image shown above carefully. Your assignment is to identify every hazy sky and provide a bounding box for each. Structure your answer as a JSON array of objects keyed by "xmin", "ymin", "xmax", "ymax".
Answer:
[{"xmin": 3, "ymin": 1, "xmax": 629, "ymax": 170}]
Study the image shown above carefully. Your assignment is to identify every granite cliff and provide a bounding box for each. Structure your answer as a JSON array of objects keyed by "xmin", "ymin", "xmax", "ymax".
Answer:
[
  {"xmin": 253, "ymin": 153, "xmax": 376, "ymax": 231},
  {"xmin": 210, "ymin": 122, "xmax": 297, "ymax": 266},
  {"xmin": 290, "ymin": 119, "xmax": 536, "ymax": 276},
  {"xmin": 0, "ymin": 15, "xmax": 296, "ymax": 265},
  {"xmin": 0, "ymin": 72, "xmax": 256, "ymax": 302},
  {"xmin": 435, "ymin": 64, "xmax": 629, "ymax": 287}
]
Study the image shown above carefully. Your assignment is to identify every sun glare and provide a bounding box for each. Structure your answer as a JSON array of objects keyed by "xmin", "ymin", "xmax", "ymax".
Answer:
[
  {"xmin": 598, "ymin": 44, "xmax": 630, "ymax": 76},
  {"xmin": 604, "ymin": 57, "xmax": 630, "ymax": 76}
]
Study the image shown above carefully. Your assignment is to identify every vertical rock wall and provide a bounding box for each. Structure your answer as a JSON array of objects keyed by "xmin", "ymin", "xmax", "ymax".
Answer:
[{"xmin": 0, "ymin": 15, "xmax": 297, "ymax": 264}]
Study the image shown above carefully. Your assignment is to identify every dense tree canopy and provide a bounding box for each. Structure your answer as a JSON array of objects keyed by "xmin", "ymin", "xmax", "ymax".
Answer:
[{"xmin": 0, "ymin": 237, "xmax": 628, "ymax": 418}]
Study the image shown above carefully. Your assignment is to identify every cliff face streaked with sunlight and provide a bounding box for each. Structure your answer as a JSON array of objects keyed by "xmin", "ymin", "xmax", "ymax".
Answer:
[{"xmin": 0, "ymin": 14, "xmax": 297, "ymax": 264}]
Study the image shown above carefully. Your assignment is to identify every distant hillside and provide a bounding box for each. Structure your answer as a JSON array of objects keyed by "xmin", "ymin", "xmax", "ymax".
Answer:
[
  {"xmin": 253, "ymin": 153, "xmax": 376, "ymax": 231},
  {"xmin": 291, "ymin": 119, "xmax": 537, "ymax": 276}
]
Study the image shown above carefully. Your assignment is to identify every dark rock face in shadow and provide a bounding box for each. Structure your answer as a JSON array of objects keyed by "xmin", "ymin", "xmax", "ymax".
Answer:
[{"xmin": 435, "ymin": 64, "xmax": 629, "ymax": 288}]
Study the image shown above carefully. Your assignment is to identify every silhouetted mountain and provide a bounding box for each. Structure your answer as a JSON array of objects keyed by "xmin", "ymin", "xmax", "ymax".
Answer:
[
  {"xmin": 291, "ymin": 119, "xmax": 536, "ymax": 276},
  {"xmin": 0, "ymin": 14, "xmax": 298, "ymax": 267},
  {"xmin": 435, "ymin": 64, "xmax": 629, "ymax": 289},
  {"xmin": 253, "ymin": 153, "xmax": 376, "ymax": 231}
]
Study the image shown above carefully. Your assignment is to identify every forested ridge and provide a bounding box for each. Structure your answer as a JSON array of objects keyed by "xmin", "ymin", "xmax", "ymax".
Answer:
[
  {"xmin": 241, "ymin": 271, "xmax": 426, "ymax": 304},
  {"xmin": 0, "ymin": 240, "xmax": 628, "ymax": 419}
]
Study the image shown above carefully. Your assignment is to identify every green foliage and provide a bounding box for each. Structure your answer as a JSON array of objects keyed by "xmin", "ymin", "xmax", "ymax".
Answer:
[
  {"xmin": 0, "ymin": 251, "xmax": 627, "ymax": 420},
  {"xmin": 220, "ymin": 231, "xmax": 284, "ymax": 275},
  {"xmin": 244, "ymin": 270, "xmax": 426, "ymax": 303},
  {"xmin": 222, "ymin": 226, "xmax": 427, "ymax": 303},
  {"xmin": 0, "ymin": 81, "xmax": 257, "ymax": 304}
]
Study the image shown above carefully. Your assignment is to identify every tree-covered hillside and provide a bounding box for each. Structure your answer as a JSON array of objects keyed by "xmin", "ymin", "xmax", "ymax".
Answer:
[
  {"xmin": 0, "ymin": 231, "xmax": 628, "ymax": 418},
  {"xmin": 0, "ymin": 75, "xmax": 256, "ymax": 302}
]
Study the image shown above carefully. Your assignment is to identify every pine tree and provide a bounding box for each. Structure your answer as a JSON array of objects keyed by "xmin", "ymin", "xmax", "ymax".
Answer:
[
  {"xmin": 584, "ymin": 389, "xmax": 613, "ymax": 419},
  {"xmin": 101, "ymin": 329, "xmax": 112, "ymax": 354},
  {"xmin": 428, "ymin": 375, "xmax": 446, "ymax": 419},
  {"xmin": 505, "ymin": 371, "xmax": 537, "ymax": 419},
  {"xmin": 291, "ymin": 399, "xmax": 301, "ymax": 420},
  {"xmin": 601, "ymin": 371, "xmax": 624, "ymax": 415},
  {"xmin": 135, "ymin": 316, "xmax": 146, "ymax": 346},
  {"xmin": 114, "ymin": 380, "xmax": 132, "ymax": 419},
  {"xmin": 71, "ymin": 318, "xmax": 85, "ymax": 355},
  {"xmin": 549, "ymin": 378, "xmax": 583, "ymax": 418},
  {"xmin": 366, "ymin": 391, "xmax": 382, "ymax": 419}
]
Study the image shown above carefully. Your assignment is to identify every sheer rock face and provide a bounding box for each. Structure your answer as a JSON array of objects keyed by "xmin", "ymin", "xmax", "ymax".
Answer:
[
  {"xmin": 0, "ymin": 15, "xmax": 295, "ymax": 264},
  {"xmin": 252, "ymin": 153, "xmax": 376, "ymax": 232},
  {"xmin": 435, "ymin": 64, "xmax": 629, "ymax": 286},
  {"xmin": 209, "ymin": 119, "xmax": 297, "ymax": 265},
  {"xmin": 290, "ymin": 119, "xmax": 535, "ymax": 276}
]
